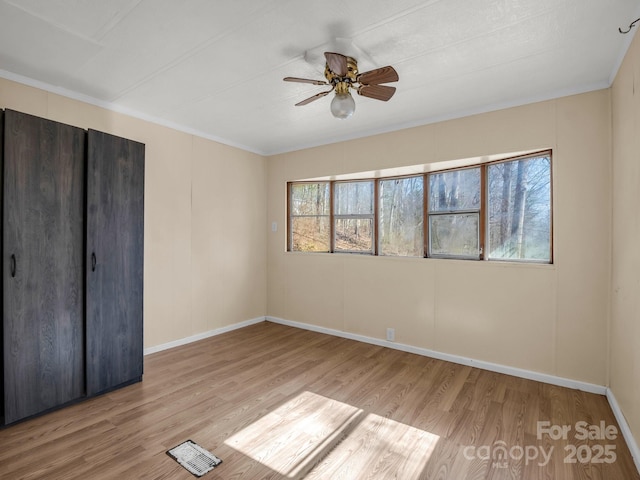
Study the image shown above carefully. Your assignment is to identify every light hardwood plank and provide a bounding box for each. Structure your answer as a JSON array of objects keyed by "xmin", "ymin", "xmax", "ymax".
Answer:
[{"xmin": 0, "ymin": 322, "xmax": 637, "ymax": 479}]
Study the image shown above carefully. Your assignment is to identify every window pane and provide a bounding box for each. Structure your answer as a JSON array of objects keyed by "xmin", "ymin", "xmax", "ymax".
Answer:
[
  {"xmin": 335, "ymin": 181, "xmax": 374, "ymax": 215},
  {"xmin": 290, "ymin": 182, "xmax": 330, "ymax": 252},
  {"xmin": 429, "ymin": 213, "xmax": 479, "ymax": 257},
  {"xmin": 291, "ymin": 183, "xmax": 329, "ymax": 216},
  {"xmin": 487, "ymin": 155, "xmax": 551, "ymax": 262},
  {"xmin": 379, "ymin": 177, "xmax": 424, "ymax": 256},
  {"xmin": 429, "ymin": 168, "xmax": 480, "ymax": 212},
  {"xmin": 291, "ymin": 217, "xmax": 330, "ymax": 252},
  {"xmin": 335, "ymin": 218, "xmax": 373, "ymax": 252}
]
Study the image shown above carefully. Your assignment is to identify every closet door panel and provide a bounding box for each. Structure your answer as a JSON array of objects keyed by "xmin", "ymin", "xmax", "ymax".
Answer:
[
  {"xmin": 86, "ymin": 129, "xmax": 144, "ymax": 396},
  {"xmin": 3, "ymin": 110, "xmax": 85, "ymax": 424}
]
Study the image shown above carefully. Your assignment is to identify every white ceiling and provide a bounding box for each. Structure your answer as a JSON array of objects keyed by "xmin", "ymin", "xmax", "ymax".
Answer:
[{"xmin": 0, "ymin": 0, "xmax": 638, "ymax": 155}]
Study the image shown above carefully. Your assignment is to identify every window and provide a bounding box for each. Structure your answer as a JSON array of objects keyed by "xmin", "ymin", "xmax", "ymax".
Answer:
[
  {"xmin": 289, "ymin": 182, "xmax": 330, "ymax": 252},
  {"xmin": 487, "ymin": 154, "xmax": 551, "ymax": 262},
  {"xmin": 428, "ymin": 167, "xmax": 481, "ymax": 259},
  {"xmin": 334, "ymin": 181, "xmax": 374, "ymax": 253},
  {"xmin": 287, "ymin": 151, "xmax": 552, "ymax": 264},
  {"xmin": 379, "ymin": 176, "xmax": 424, "ymax": 257}
]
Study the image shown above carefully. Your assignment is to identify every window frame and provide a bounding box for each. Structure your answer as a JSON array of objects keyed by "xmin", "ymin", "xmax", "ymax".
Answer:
[
  {"xmin": 377, "ymin": 174, "xmax": 425, "ymax": 258},
  {"xmin": 286, "ymin": 150, "xmax": 553, "ymax": 264},
  {"xmin": 484, "ymin": 152, "xmax": 554, "ymax": 264},
  {"xmin": 425, "ymin": 165, "xmax": 484, "ymax": 260},
  {"xmin": 287, "ymin": 181, "xmax": 331, "ymax": 253}
]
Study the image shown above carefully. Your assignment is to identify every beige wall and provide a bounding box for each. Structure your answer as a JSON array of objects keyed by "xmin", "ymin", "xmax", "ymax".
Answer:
[
  {"xmin": 611, "ymin": 31, "xmax": 640, "ymax": 448},
  {"xmin": 267, "ymin": 89, "xmax": 611, "ymax": 386},
  {"xmin": 0, "ymin": 70, "xmax": 615, "ymax": 388},
  {"xmin": 0, "ymin": 77, "xmax": 268, "ymax": 349}
]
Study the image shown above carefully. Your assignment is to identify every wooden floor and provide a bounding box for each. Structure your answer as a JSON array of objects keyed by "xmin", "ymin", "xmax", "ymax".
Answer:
[{"xmin": 0, "ymin": 321, "xmax": 637, "ymax": 479}]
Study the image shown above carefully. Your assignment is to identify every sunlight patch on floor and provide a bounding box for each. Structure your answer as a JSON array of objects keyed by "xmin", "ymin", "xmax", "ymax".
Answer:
[{"xmin": 224, "ymin": 391, "xmax": 439, "ymax": 478}]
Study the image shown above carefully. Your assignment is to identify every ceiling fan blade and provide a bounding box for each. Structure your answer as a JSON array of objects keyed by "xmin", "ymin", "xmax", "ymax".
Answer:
[
  {"xmin": 324, "ymin": 52, "xmax": 347, "ymax": 76},
  {"xmin": 357, "ymin": 66, "xmax": 399, "ymax": 85},
  {"xmin": 295, "ymin": 89, "xmax": 333, "ymax": 106},
  {"xmin": 284, "ymin": 77, "xmax": 328, "ymax": 85},
  {"xmin": 358, "ymin": 84, "xmax": 396, "ymax": 102}
]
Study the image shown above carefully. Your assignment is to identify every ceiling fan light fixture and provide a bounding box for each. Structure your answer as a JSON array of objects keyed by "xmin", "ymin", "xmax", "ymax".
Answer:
[
  {"xmin": 284, "ymin": 51, "xmax": 398, "ymax": 119},
  {"xmin": 330, "ymin": 91, "xmax": 355, "ymax": 119}
]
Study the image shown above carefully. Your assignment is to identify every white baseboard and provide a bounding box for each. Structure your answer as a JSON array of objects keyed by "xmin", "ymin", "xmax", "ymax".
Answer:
[
  {"xmin": 143, "ymin": 316, "xmax": 266, "ymax": 355},
  {"xmin": 265, "ymin": 316, "xmax": 607, "ymax": 395},
  {"xmin": 144, "ymin": 314, "xmax": 605, "ymax": 394},
  {"xmin": 606, "ymin": 388, "xmax": 640, "ymax": 474}
]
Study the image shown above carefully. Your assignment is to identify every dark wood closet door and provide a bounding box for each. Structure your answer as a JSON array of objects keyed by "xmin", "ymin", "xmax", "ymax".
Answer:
[
  {"xmin": 86, "ymin": 129, "xmax": 144, "ymax": 396},
  {"xmin": 3, "ymin": 110, "xmax": 86, "ymax": 424}
]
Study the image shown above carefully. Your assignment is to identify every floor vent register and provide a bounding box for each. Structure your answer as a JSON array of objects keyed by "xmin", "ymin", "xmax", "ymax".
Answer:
[{"xmin": 167, "ymin": 440, "xmax": 222, "ymax": 477}]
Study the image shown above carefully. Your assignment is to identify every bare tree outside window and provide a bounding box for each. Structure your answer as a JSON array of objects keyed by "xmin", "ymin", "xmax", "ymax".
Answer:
[
  {"xmin": 379, "ymin": 176, "xmax": 424, "ymax": 256},
  {"xmin": 334, "ymin": 181, "xmax": 374, "ymax": 253},
  {"xmin": 289, "ymin": 182, "xmax": 330, "ymax": 252},
  {"xmin": 428, "ymin": 167, "xmax": 481, "ymax": 258},
  {"xmin": 487, "ymin": 155, "xmax": 551, "ymax": 261}
]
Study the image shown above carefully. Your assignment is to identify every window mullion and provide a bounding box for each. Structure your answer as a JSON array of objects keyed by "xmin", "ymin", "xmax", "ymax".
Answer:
[
  {"xmin": 287, "ymin": 182, "xmax": 292, "ymax": 251},
  {"xmin": 480, "ymin": 164, "xmax": 487, "ymax": 260},
  {"xmin": 374, "ymin": 179, "xmax": 379, "ymax": 256},
  {"xmin": 428, "ymin": 209, "xmax": 480, "ymax": 216},
  {"xmin": 424, "ymin": 173, "xmax": 429, "ymax": 258},
  {"xmin": 329, "ymin": 181, "xmax": 335, "ymax": 253}
]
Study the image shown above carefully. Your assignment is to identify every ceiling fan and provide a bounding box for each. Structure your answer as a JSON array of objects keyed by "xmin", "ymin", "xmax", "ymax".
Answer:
[{"xmin": 284, "ymin": 52, "xmax": 399, "ymax": 119}]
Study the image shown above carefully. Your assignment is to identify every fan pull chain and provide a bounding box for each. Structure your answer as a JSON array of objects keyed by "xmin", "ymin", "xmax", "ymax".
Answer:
[{"xmin": 619, "ymin": 18, "xmax": 640, "ymax": 34}]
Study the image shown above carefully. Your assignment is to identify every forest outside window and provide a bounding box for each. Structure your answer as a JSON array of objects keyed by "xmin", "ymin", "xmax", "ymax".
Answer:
[
  {"xmin": 379, "ymin": 176, "xmax": 424, "ymax": 257},
  {"xmin": 289, "ymin": 182, "xmax": 330, "ymax": 252},
  {"xmin": 287, "ymin": 150, "xmax": 552, "ymax": 263},
  {"xmin": 334, "ymin": 181, "xmax": 375, "ymax": 254},
  {"xmin": 487, "ymin": 155, "xmax": 551, "ymax": 262},
  {"xmin": 428, "ymin": 167, "xmax": 481, "ymax": 259}
]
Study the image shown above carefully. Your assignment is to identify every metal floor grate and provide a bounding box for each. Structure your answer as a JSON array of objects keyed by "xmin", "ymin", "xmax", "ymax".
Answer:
[{"xmin": 167, "ymin": 440, "xmax": 222, "ymax": 477}]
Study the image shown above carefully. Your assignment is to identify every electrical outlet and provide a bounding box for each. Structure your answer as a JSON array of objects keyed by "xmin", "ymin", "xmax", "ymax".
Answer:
[{"xmin": 386, "ymin": 328, "xmax": 395, "ymax": 342}]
